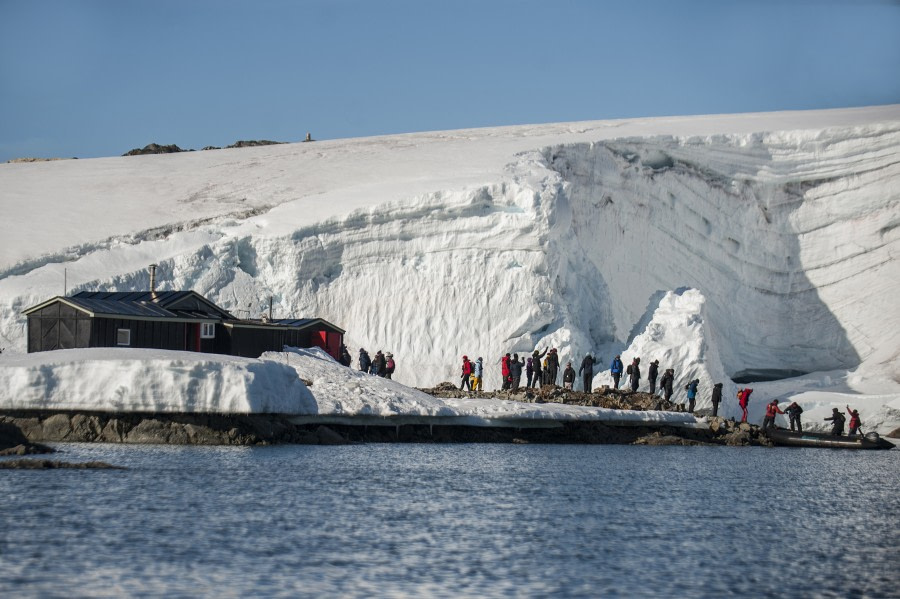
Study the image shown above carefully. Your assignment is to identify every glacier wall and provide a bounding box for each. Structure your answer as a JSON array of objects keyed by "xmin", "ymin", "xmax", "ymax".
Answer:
[{"xmin": 1, "ymin": 118, "xmax": 898, "ymax": 402}]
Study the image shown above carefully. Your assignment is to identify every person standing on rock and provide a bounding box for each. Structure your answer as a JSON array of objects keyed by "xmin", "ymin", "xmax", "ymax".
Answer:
[
  {"xmin": 510, "ymin": 354, "xmax": 523, "ymax": 391},
  {"xmin": 647, "ymin": 360, "xmax": 659, "ymax": 394},
  {"xmin": 526, "ymin": 356, "xmax": 535, "ymax": 388},
  {"xmin": 501, "ymin": 353, "xmax": 512, "ymax": 390},
  {"xmin": 737, "ymin": 388, "xmax": 753, "ymax": 422},
  {"xmin": 546, "ymin": 349, "xmax": 560, "ymax": 386},
  {"xmin": 685, "ymin": 379, "xmax": 699, "ymax": 413},
  {"xmin": 359, "ymin": 348, "xmax": 372, "ymax": 373},
  {"xmin": 460, "ymin": 356, "xmax": 473, "ymax": 390},
  {"xmin": 825, "ymin": 407, "xmax": 846, "ymax": 436},
  {"xmin": 563, "ymin": 362, "xmax": 576, "ymax": 389},
  {"xmin": 761, "ymin": 399, "xmax": 784, "ymax": 431},
  {"xmin": 610, "ymin": 355, "xmax": 624, "ymax": 389},
  {"xmin": 659, "ymin": 369, "xmax": 675, "ymax": 402},
  {"xmin": 784, "ymin": 401, "xmax": 803, "ymax": 432},
  {"xmin": 710, "ymin": 382, "xmax": 723, "ymax": 417},
  {"xmin": 627, "ymin": 357, "xmax": 641, "ymax": 392},
  {"xmin": 531, "ymin": 349, "xmax": 547, "ymax": 388},
  {"xmin": 578, "ymin": 353, "xmax": 596, "ymax": 393},
  {"xmin": 846, "ymin": 405, "xmax": 862, "ymax": 436},
  {"xmin": 472, "ymin": 358, "xmax": 484, "ymax": 392}
]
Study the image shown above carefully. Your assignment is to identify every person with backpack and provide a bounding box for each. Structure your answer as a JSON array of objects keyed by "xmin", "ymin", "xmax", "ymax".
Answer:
[
  {"xmin": 562, "ymin": 362, "xmax": 576, "ymax": 389},
  {"xmin": 373, "ymin": 351, "xmax": 387, "ymax": 377},
  {"xmin": 825, "ymin": 407, "xmax": 846, "ymax": 436},
  {"xmin": 627, "ymin": 357, "xmax": 641, "ymax": 392},
  {"xmin": 359, "ymin": 348, "xmax": 371, "ymax": 373},
  {"xmin": 846, "ymin": 405, "xmax": 862, "ymax": 436},
  {"xmin": 647, "ymin": 360, "xmax": 659, "ymax": 394},
  {"xmin": 761, "ymin": 399, "xmax": 784, "ymax": 431},
  {"xmin": 339, "ymin": 344, "xmax": 352, "ymax": 367},
  {"xmin": 738, "ymin": 388, "xmax": 753, "ymax": 422},
  {"xmin": 710, "ymin": 382, "xmax": 723, "ymax": 416},
  {"xmin": 784, "ymin": 401, "xmax": 804, "ymax": 432},
  {"xmin": 385, "ymin": 353, "xmax": 395, "ymax": 379},
  {"xmin": 501, "ymin": 353, "xmax": 511, "ymax": 390},
  {"xmin": 510, "ymin": 354, "xmax": 523, "ymax": 391},
  {"xmin": 546, "ymin": 349, "xmax": 560, "ymax": 385},
  {"xmin": 578, "ymin": 353, "xmax": 596, "ymax": 393},
  {"xmin": 685, "ymin": 379, "xmax": 699, "ymax": 413},
  {"xmin": 610, "ymin": 355, "xmax": 624, "ymax": 389},
  {"xmin": 472, "ymin": 357, "xmax": 484, "ymax": 391},
  {"xmin": 460, "ymin": 356, "xmax": 473, "ymax": 390}
]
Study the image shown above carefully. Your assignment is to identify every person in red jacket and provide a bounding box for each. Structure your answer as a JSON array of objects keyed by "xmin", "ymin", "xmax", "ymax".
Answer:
[
  {"xmin": 847, "ymin": 405, "xmax": 862, "ymax": 436},
  {"xmin": 738, "ymin": 388, "xmax": 753, "ymax": 422},
  {"xmin": 460, "ymin": 356, "xmax": 472, "ymax": 391},
  {"xmin": 761, "ymin": 399, "xmax": 784, "ymax": 431},
  {"xmin": 501, "ymin": 353, "xmax": 511, "ymax": 390}
]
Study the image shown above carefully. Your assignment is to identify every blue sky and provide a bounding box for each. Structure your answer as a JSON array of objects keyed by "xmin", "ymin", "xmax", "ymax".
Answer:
[{"xmin": 1, "ymin": 0, "xmax": 898, "ymax": 162}]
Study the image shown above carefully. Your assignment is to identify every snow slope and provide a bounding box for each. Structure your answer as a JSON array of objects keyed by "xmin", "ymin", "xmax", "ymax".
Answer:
[{"xmin": 1, "ymin": 106, "xmax": 898, "ymax": 433}]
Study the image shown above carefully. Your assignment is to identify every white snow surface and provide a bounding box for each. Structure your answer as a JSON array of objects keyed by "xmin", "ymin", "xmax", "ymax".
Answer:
[{"xmin": 1, "ymin": 106, "xmax": 899, "ymax": 433}]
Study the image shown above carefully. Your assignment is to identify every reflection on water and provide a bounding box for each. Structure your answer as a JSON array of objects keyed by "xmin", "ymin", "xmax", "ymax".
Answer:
[{"xmin": 2, "ymin": 443, "xmax": 898, "ymax": 597}]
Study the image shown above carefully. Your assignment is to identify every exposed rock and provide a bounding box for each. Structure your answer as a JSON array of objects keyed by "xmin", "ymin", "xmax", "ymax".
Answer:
[
  {"xmin": 201, "ymin": 146, "xmax": 221, "ymax": 151},
  {"xmin": 41, "ymin": 413, "xmax": 72, "ymax": 440},
  {"xmin": 6, "ymin": 157, "xmax": 73, "ymax": 163},
  {"xmin": 125, "ymin": 419, "xmax": 171, "ymax": 444},
  {"xmin": 316, "ymin": 425, "xmax": 347, "ymax": 445},
  {"xmin": 887, "ymin": 427, "xmax": 900, "ymax": 439},
  {"xmin": 70, "ymin": 414, "xmax": 103, "ymax": 441},
  {"xmin": 123, "ymin": 143, "xmax": 185, "ymax": 156},
  {"xmin": 226, "ymin": 140, "xmax": 284, "ymax": 148},
  {"xmin": 100, "ymin": 418, "xmax": 130, "ymax": 443}
]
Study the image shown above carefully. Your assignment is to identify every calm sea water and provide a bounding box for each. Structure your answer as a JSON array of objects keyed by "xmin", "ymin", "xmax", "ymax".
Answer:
[{"xmin": 1, "ymin": 442, "xmax": 898, "ymax": 598}]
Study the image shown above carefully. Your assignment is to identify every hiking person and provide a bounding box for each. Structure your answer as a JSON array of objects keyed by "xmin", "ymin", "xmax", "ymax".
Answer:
[
  {"xmin": 785, "ymin": 401, "xmax": 803, "ymax": 432},
  {"xmin": 846, "ymin": 405, "xmax": 862, "ymax": 436},
  {"xmin": 531, "ymin": 348, "xmax": 547, "ymax": 388},
  {"xmin": 824, "ymin": 407, "xmax": 846, "ymax": 436},
  {"xmin": 472, "ymin": 357, "xmax": 484, "ymax": 391},
  {"xmin": 546, "ymin": 349, "xmax": 560, "ymax": 385},
  {"xmin": 659, "ymin": 369, "xmax": 675, "ymax": 402},
  {"xmin": 762, "ymin": 399, "xmax": 784, "ymax": 431},
  {"xmin": 525, "ymin": 356, "xmax": 535, "ymax": 388},
  {"xmin": 563, "ymin": 362, "xmax": 576, "ymax": 389},
  {"xmin": 460, "ymin": 356, "xmax": 473, "ymax": 391},
  {"xmin": 373, "ymin": 351, "xmax": 387, "ymax": 377},
  {"xmin": 510, "ymin": 354, "xmax": 523, "ymax": 391},
  {"xmin": 647, "ymin": 360, "xmax": 659, "ymax": 394},
  {"xmin": 711, "ymin": 382, "xmax": 723, "ymax": 417},
  {"xmin": 385, "ymin": 353, "xmax": 395, "ymax": 379},
  {"xmin": 578, "ymin": 353, "xmax": 596, "ymax": 393},
  {"xmin": 685, "ymin": 378, "xmax": 699, "ymax": 413},
  {"xmin": 358, "ymin": 348, "xmax": 371, "ymax": 373},
  {"xmin": 627, "ymin": 357, "xmax": 641, "ymax": 392},
  {"xmin": 501, "ymin": 353, "xmax": 511, "ymax": 390},
  {"xmin": 610, "ymin": 355, "xmax": 624, "ymax": 389},
  {"xmin": 738, "ymin": 388, "xmax": 753, "ymax": 422},
  {"xmin": 339, "ymin": 344, "xmax": 352, "ymax": 367}
]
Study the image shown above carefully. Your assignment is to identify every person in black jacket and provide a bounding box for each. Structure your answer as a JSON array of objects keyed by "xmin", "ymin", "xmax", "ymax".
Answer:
[
  {"xmin": 509, "ymin": 354, "xmax": 523, "ymax": 391},
  {"xmin": 531, "ymin": 349, "xmax": 547, "ymax": 388},
  {"xmin": 824, "ymin": 408, "xmax": 846, "ymax": 436},
  {"xmin": 710, "ymin": 382, "xmax": 723, "ymax": 416},
  {"xmin": 359, "ymin": 348, "xmax": 371, "ymax": 373},
  {"xmin": 628, "ymin": 357, "xmax": 641, "ymax": 392},
  {"xmin": 562, "ymin": 362, "xmax": 576, "ymax": 389},
  {"xmin": 546, "ymin": 349, "xmax": 560, "ymax": 386},
  {"xmin": 784, "ymin": 401, "xmax": 803, "ymax": 432},
  {"xmin": 659, "ymin": 369, "xmax": 675, "ymax": 402},
  {"xmin": 578, "ymin": 354, "xmax": 596, "ymax": 393},
  {"xmin": 647, "ymin": 360, "xmax": 659, "ymax": 394}
]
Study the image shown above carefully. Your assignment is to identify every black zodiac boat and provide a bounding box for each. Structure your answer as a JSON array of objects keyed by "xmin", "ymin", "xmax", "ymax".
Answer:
[{"xmin": 767, "ymin": 429, "xmax": 895, "ymax": 450}]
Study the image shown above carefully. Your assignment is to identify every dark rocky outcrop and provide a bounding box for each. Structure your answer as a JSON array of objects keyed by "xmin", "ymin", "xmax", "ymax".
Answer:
[
  {"xmin": 0, "ymin": 421, "xmax": 54, "ymax": 455},
  {"xmin": 123, "ymin": 143, "xmax": 185, "ymax": 156},
  {"xmin": 226, "ymin": 140, "xmax": 284, "ymax": 148}
]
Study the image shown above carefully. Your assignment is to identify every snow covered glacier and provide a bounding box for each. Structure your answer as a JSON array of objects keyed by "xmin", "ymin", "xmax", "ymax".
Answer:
[{"xmin": 1, "ymin": 106, "xmax": 898, "ymax": 431}]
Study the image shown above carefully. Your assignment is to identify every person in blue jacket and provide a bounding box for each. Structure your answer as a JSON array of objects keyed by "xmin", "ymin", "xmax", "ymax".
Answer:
[
  {"xmin": 610, "ymin": 355, "xmax": 624, "ymax": 389},
  {"xmin": 685, "ymin": 379, "xmax": 699, "ymax": 413}
]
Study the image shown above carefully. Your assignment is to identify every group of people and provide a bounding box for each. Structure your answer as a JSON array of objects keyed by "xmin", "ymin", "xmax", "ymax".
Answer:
[
  {"xmin": 759, "ymin": 398, "xmax": 862, "ymax": 436},
  {"xmin": 357, "ymin": 347, "xmax": 396, "ymax": 379}
]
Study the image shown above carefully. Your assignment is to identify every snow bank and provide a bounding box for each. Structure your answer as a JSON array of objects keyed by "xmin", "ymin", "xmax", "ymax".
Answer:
[{"xmin": 0, "ymin": 348, "xmax": 316, "ymax": 414}]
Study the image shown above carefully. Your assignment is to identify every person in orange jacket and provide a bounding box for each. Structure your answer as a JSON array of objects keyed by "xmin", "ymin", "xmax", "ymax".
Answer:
[{"xmin": 761, "ymin": 399, "xmax": 784, "ymax": 432}]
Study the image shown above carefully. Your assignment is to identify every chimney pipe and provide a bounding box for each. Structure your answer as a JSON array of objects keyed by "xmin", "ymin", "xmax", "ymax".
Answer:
[{"xmin": 149, "ymin": 264, "xmax": 158, "ymax": 299}]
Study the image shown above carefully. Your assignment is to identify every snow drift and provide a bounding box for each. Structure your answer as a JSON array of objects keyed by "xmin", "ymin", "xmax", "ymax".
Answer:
[{"xmin": 1, "ymin": 106, "xmax": 898, "ymax": 432}]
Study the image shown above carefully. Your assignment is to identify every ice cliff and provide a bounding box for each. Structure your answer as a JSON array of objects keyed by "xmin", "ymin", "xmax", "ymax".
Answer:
[{"xmin": 1, "ymin": 106, "xmax": 898, "ymax": 428}]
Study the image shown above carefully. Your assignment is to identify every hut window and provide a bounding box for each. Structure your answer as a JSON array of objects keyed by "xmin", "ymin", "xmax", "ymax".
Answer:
[
  {"xmin": 200, "ymin": 323, "xmax": 215, "ymax": 339},
  {"xmin": 116, "ymin": 329, "xmax": 131, "ymax": 346}
]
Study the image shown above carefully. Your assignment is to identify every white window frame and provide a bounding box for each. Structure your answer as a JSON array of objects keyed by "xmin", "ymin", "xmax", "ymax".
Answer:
[
  {"xmin": 200, "ymin": 322, "xmax": 216, "ymax": 339},
  {"xmin": 116, "ymin": 328, "xmax": 131, "ymax": 346}
]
